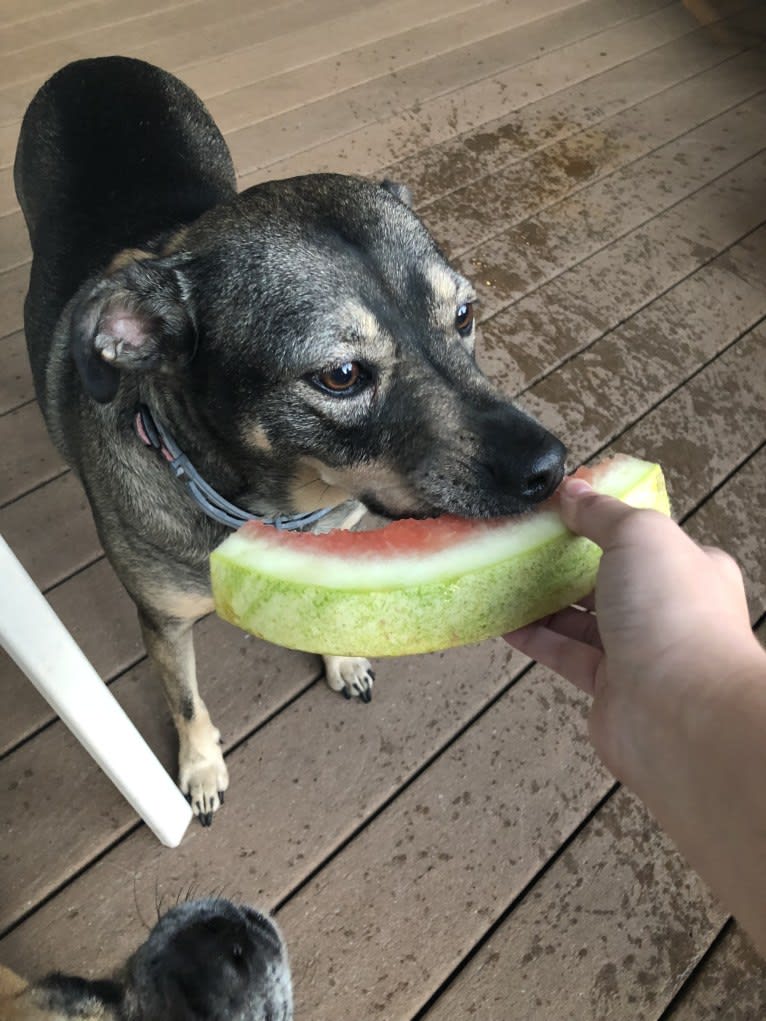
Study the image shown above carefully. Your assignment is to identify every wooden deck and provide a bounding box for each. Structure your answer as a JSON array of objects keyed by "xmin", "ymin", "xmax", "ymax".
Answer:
[{"xmin": 1, "ymin": 0, "xmax": 765, "ymax": 1016}]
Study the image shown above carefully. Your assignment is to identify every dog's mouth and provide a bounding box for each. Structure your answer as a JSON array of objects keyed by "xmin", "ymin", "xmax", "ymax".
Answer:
[
  {"xmin": 357, "ymin": 447, "xmax": 568, "ymax": 523},
  {"xmin": 281, "ymin": 413, "xmax": 569, "ymax": 525}
]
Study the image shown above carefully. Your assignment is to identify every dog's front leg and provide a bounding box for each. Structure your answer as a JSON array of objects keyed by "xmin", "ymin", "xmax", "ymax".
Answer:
[
  {"xmin": 317, "ymin": 503, "xmax": 375, "ymax": 703},
  {"xmin": 139, "ymin": 609, "xmax": 228, "ymax": 825}
]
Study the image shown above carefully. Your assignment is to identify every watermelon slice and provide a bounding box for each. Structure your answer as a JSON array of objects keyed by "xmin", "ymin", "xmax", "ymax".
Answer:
[{"xmin": 210, "ymin": 454, "xmax": 669, "ymax": 657}]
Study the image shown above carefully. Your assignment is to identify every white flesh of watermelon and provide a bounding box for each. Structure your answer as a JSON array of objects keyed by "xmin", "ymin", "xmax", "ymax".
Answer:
[{"xmin": 210, "ymin": 455, "xmax": 669, "ymax": 657}]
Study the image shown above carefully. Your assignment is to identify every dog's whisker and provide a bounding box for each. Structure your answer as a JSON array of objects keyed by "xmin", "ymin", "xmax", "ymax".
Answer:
[
  {"xmin": 154, "ymin": 881, "xmax": 165, "ymax": 923},
  {"xmin": 290, "ymin": 475, "xmax": 336, "ymax": 504},
  {"xmin": 132, "ymin": 875, "xmax": 151, "ymax": 933},
  {"xmin": 183, "ymin": 878, "xmax": 203, "ymax": 906},
  {"xmin": 290, "ymin": 473, "xmax": 324, "ymax": 493},
  {"xmin": 210, "ymin": 881, "xmax": 228, "ymax": 903}
]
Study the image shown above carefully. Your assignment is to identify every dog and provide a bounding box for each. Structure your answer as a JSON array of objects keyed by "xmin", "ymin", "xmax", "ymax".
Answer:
[
  {"xmin": 14, "ymin": 57, "xmax": 567, "ymax": 825},
  {"xmin": 0, "ymin": 898, "xmax": 292, "ymax": 1021}
]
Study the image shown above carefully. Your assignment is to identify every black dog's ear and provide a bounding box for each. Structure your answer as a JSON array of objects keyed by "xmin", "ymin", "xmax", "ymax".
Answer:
[
  {"xmin": 380, "ymin": 179, "xmax": 413, "ymax": 208},
  {"xmin": 70, "ymin": 255, "xmax": 196, "ymax": 403}
]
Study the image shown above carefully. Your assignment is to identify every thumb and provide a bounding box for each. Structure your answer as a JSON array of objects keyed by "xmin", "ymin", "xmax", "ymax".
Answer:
[{"xmin": 558, "ymin": 475, "xmax": 640, "ymax": 551}]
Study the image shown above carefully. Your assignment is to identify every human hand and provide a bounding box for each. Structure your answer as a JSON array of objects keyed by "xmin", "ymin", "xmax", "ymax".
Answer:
[{"xmin": 504, "ymin": 475, "xmax": 759, "ymax": 784}]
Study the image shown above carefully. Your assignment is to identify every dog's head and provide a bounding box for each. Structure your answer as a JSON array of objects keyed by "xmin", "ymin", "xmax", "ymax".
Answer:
[
  {"xmin": 121, "ymin": 898, "xmax": 292, "ymax": 1021},
  {"xmin": 70, "ymin": 174, "xmax": 566, "ymax": 519}
]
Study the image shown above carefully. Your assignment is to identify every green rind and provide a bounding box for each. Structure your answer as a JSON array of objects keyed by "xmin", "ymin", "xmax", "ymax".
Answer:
[{"xmin": 211, "ymin": 460, "xmax": 670, "ymax": 657}]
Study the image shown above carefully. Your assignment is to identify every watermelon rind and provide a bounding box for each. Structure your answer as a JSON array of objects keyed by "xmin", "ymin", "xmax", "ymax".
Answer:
[{"xmin": 210, "ymin": 456, "xmax": 669, "ymax": 657}]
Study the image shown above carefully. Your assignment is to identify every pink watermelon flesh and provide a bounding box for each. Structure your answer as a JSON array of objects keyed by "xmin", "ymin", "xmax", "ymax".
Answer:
[{"xmin": 210, "ymin": 455, "xmax": 670, "ymax": 657}]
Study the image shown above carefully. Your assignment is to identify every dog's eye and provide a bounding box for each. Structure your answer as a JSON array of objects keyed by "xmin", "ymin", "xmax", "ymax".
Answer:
[
  {"xmin": 313, "ymin": 361, "xmax": 366, "ymax": 395},
  {"xmin": 455, "ymin": 302, "xmax": 475, "ymax": 336}
]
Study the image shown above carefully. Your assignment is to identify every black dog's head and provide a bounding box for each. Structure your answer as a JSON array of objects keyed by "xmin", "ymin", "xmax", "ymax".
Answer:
[
  {"xmin": 70, "ymin": 174, "xmax": 566, "ymax": 520},
  {"xmin": 121, "ymin": 898, "xmax": 292, "ymax": 1021}
]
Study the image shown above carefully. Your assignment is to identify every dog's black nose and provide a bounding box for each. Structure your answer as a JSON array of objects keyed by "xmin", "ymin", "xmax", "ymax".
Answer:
[{"xmin": 520, "ymin": 439, "xmax": 567, "ymax": 503}]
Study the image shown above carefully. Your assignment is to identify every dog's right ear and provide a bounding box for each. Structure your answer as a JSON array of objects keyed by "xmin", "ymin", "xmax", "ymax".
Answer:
[
  {"xmin": 70, "ymin": 255, "xmax": 196, "ymax": 403},
  {"xmin": 380, "ymin": 179, "xmax": 413, "ymax": 208}
]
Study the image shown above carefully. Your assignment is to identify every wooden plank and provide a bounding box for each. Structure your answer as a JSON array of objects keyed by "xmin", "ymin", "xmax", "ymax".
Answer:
[
  {"xmin": 599, "ymin": 326, "xmax": 766, "ymax": 514},
  {"xmin": 0, "ymin": 612, "xmax": 325, "ymax": 934},
  {"xmin": 0, "ymin": 0, "xmax": 120, "ymax": 31},
  {"xmin": 0, "ymin": 0, "xmax": 293, "ymax": 54},
  {"xmin": 0, "ymin": 401, "xmax": 64, "ymax": 506},
  {"xmin": 683, "ymin": 448, "xmax": 766, "ymax": 615},
  {"xmin": 0, "ymin": 0, "xmax": 685, "ymax": 172},
  {"xmin": 3, "ymin": 7, "xmax": 762, "ymax": 268},
  {"xmin": 477, "ymin": 150, "xmax": 766, "ymax": 394},
  {"xmin": 3, "ymin": 42, "xmax": 764, "ymax": 337},
  {"xmin": 228, "ymin": 0, "xmax": 692, "ymax": 177},
  {"xmin": 424, "ymin": 788, "xmax": 724, "ymax": 1020},
  {"xmin": 0, "ymin": 0, "xmax": 567, "ymax": 210},
  {"xmin": 248, "ymin": 0, "xmax": 761, "ymax": 183},
  {"xmin": 421, "ymin": 49, "xmax": 766, "ymax": 257},
  {"xmin": 519, "ymin": 253, "xmax": 766, "ymax": 466},
  {"xmin": 0, "ymin": 0, "xmax": 387, "ymax": 92},
  {"xmin": 188, "ymin": 0, "xmax": 549, "ymax": 116},
  {"xmin": 458, "ymin": 96, "xmax": 766, "ymax": 323},
  {"xmin": 665, "ymin": 928, "xmax": 766, "ymax": 1018},
  {"xmin": 0, "ymin": 265, "xmax": 28, "ymax": 340},
  {"xmin": 0, "ymin": 121, "xmax": 20, "ymax": 171},
  {"xmin": 0, "ymin": 471, "xmax": 98, "ymax": 592},
  {"xmin": 0, "ymin": 168, "xmax": 15, "ymax": 215},
  {"xmin": 0, "ymin": 0, "xmax": 492, "ymax": 121},
  {"xmin": 198, "ymin": 0, "xmax": 671, "ymax": 136},
  {"xmin": 0, "ymin": 558, "xmax": 143, "ymax": 757},
  {"xmin": 0, "ymin": 0, "xmax": 671, "ymax": 243},
  {"xmin": 0, "ymin": 637, "xmax": 526, "ymax": 941},
  {"xmin": 0, "ymin": 329, "xmax": 33, "ymax": 413},
  {"xmin": 0, "ymin": 0, "xmax": 550, "ymax": 170},
  {"xmin": 384, "ymin": 6, "xmax": 758, "ymax": 205},
  {"xmin": 0, "ymin": 210, "xmax": 30, "ymax": 277}
]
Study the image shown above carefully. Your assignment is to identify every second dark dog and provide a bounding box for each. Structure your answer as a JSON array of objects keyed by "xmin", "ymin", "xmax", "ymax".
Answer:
[
  {"xmin": 14, "ymin": 57, "xmax": 567, "ymax": 824},
  {"xmin": 0, "ymin": 898, "xmax": 292, "ymax": 1021}
]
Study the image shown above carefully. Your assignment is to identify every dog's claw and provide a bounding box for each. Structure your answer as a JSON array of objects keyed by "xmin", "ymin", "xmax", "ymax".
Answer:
[
  {"xmin": 323, "ymin": 655, "xmax": 376, "ymax": 703},
  {"xmin": 218, "ymin": 789, "xmax": 225, "ymax": 805}
]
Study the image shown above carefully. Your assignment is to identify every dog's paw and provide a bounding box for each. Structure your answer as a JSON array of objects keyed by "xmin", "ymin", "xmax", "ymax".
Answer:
[
  {"xmin": 178, "ymin": 717, "xmax": 229, "ymax": 826},
  {"xmin": 322, "ymin": 655, "xmax": 375, "ymax": 703}
]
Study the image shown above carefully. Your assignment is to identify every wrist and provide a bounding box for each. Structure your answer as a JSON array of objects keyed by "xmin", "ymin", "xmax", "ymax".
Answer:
[{"xmin": 604, "ymin": 632, "xmax": 766, "ymax": 796}]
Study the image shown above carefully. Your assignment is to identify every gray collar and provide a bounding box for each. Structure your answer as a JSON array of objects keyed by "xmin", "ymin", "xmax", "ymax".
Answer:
[{"xmin": 134, "ymin": 405, "xmax": 334, "ymax": 531}]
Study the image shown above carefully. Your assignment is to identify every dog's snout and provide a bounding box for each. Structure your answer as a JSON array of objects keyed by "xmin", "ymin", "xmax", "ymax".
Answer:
[{"xmin": 520, "ymin": 439, "xmax": 567, "ymax": 503}]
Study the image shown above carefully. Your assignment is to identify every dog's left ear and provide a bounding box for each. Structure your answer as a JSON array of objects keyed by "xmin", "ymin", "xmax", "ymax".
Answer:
[
  {"xmin": 380, "ymin": 179, "xmax": 413, "ymax": 208},
  {"xmin": 70, "ymin": 255, "xmax": 196, "ymax": 404}
]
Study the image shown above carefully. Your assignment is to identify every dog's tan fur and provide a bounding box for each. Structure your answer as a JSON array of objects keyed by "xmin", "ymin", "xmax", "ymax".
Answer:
[{"xmin": 0, "ymin": 965, "xmax": 110, "ymax": 1021}]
